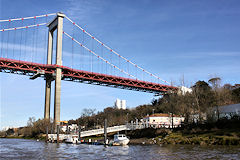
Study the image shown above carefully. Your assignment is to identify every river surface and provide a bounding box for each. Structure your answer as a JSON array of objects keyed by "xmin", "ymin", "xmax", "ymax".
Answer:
[{"xmin": 0, "ymin": 138, "xmax": 240, "ymax": 160}]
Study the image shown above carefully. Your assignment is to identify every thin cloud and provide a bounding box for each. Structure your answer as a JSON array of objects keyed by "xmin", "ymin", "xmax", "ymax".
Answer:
[
  {"xmin": 65, "ymin": 0, "xmax": 105, "ymax": 24},
  {"xmin": 155, "ymin": 51, "xmax": 240, "ymax": 60}
]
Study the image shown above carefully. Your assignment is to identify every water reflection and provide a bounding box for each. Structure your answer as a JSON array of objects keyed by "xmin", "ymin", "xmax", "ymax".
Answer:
[{"xmin": 0, "ymin": 139, "xmax": 239, "ymax": 160}]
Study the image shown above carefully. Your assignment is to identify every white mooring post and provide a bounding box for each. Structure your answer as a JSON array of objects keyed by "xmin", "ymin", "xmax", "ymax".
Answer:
[
  {"xmin": 78, "ymin": 124, "xmax": 81, "ymax": 142},
  {"xmin": 45, "ymin": 126, "xmax": 48, "ymax": 143},
  {"xmin": 57, "ymin": 125, "xmax": 60, "ymax": 143},
  {"xmin": 104, "ymin": 119, "xmax": 108, "ymax": 146}
]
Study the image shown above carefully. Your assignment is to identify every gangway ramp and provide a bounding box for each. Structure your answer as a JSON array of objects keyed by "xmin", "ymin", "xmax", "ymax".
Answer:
[{"xmin": 80, "ymin": 125, "xmax": 127, "ymax": 137}]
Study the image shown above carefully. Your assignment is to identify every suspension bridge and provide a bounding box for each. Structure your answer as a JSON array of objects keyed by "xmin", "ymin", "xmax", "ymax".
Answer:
[{"xmin": 0, "ymin": 12, "xmax": 178, "ymax": 128}]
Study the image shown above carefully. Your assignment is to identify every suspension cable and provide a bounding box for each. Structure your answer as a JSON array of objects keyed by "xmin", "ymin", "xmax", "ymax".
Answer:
[
  {"xmin": 71, "ymin": 23, "xmax": 74, "ymax": 69},
  {"xmin": 31, "ymin": 18, "xmax": 36, "ymax": 62},
  {"xmin": 82, "ymin": 30, "xmax": 85, "ymax": 70},
  {"xmin": 6, "ymin": 21, "xmax": 10, "ymax": 58},
  {"xmin": 65, "ymin": 16, "xmax": 170, "ymax": 85},
  {"xmin": 1, "ymin": 26, "xmax": 4, "ymax": 57},
  {"xmin": 63, "ymin": 31, "xmax": 136, "ymax": 79},
  {"xmin": 43, "ymin": 16, "xmax": 47, "ymax": 64},
  {"xmin": 18, "ymin": 20, "xmax": 23, "ymax": 60},
  {"xmin": 0, "ymin": 23, "xmax": 47, "ymax": 32},
  {"xmin": 19, "ymin": 22, "xmax": 23, "ymax": 61},
  {"xmin": 35, "ymin": 22, "xmax": 39, "ymax": 63},
  {"xmin": 12, "ymin": 27, "xmax": 16, "ymax": 59},
  {"xmin": 24, "ymin": 26, "xmax": 28, "ymax": 61},
  {"xmin": 0, "ymin": 13, "xmax": 56, "ymax": 23}
]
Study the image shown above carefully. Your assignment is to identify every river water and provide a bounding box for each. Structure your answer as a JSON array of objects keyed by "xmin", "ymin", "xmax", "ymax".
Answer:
[{"xmin": 0, "ymin": 138, "xmax": 240, "ymax": 160}]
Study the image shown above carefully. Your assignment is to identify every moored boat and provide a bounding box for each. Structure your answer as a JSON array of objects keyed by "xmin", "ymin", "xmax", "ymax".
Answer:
[
  {"xmin": 65, "ymin": 135, "xmax": 80, "ymax": 144},
  {"xmin": 112, "ymin": 134, "xmax": 129, "ymax": 146}
]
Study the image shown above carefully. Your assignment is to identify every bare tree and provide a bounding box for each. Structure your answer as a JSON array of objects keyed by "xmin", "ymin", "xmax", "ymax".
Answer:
[
  {"xmin": 208, "ymin": 77, "xmax": 221, "ymax": 90},
  {"xmin": 27, "ymin": 117, "xmax": 36, "ymax": 127},
  {"xmin": 81, "ymin": 108, "xmax": 96, "ymax": 117}
]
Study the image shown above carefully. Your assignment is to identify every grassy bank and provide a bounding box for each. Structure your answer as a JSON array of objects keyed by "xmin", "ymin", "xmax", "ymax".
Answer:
[
  {"xmin": 0, "ymin": 133, "xmax": 47, "ymax": 141},
  {"xmin": 156, "ymin": 129, "xmax": 240, "ymax": 145},
  {"xmin": 127, "ymin": 127, "xmax": 240, "ymax": 145}
]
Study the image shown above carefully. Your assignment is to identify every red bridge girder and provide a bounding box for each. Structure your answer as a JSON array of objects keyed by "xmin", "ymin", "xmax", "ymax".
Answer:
[{"xmin": 0, "ymin": 58, "xmax": 178, "ymax": 94}]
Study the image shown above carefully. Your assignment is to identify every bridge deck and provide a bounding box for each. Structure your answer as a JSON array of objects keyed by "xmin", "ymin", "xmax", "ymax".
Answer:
[{"xmin": 0, "ymin": 58, "xmax": 178, "ymax": 94}]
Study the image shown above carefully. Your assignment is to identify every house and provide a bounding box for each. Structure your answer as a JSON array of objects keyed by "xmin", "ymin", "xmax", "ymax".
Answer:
[
  {"xmin": 178, "ymin": 86, "xmax": 192, "ymax": 95},
  {"xmin": 60, "ymin": 122, "xmax": 79, "ymax": 133},
  {"xmin": 143, "ymin": 113, "xmax": 185, "ymax": 128},
  {"xmin": 211, "ymin": 103, "xmax": 240, "ymax": 120}
]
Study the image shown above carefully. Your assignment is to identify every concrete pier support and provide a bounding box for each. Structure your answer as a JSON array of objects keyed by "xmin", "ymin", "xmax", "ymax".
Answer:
[
  {"xmin": 54, "ymin": 67, "xmax": 62, "ymax": 127},
  {"xmin": 44, "ymin": 30, "xmax": 53, "ymax": 119},
  {"xmin": 54, "ymin": 13, "xmax": 64, "ymax": 128},
  {"xmin": 45, "ymin": 12, "xmax": 65, "ymax": 130},
  {"xmin": 44, "ymin": 79, "xmax": 51, "ymax": 119}
]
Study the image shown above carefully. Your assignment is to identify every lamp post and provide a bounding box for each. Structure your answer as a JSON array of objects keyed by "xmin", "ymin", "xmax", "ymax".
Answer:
[
  {"xmin": 97, "ymin": 118, "xmax": 99, "ymax": 128},
  {"xmin": 125, "ymin": 113, "xmax": 129, "ymax": 135}
]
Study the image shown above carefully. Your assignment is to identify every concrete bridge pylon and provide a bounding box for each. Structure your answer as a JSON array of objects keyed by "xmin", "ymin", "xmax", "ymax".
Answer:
[{"xmin": 44, "ymin": 12, "xmax": 65, "ymax": 130}]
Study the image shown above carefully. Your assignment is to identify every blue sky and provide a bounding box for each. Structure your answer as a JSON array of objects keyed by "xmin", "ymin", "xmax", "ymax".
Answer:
[{"xmin": 1, "ymin": 0, "xmax": 240, "ymax": 129}]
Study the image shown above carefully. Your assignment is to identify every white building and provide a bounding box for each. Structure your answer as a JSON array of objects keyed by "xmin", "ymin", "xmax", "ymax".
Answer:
[
  {"xmin": 178, "ymin": 86, "xmax": 192, "ymax": 95},
  {"xmin": 61, "ymin": 124, "xmax": 78, "ymax": 133},
  {"xmin": 115, "ymin": 98, "xmax": 126, "ymax": 110},
  {"xmin": 143, "ymin": 113, "xmax": 185, "ymax": 128},
  {"xmin": 211, "ymin": 103, "xmax": 240, "ymax": 120},
  {"xmin": 121, "ymin": 100, "xmax": 126, "ymax": 110}
]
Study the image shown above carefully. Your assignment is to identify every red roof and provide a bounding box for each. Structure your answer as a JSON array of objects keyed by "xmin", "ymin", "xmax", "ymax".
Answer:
[
  {"xmin": 149, "ymin": 113, "xmax": 169, "ymax": 117},
  {"xmin": 144, "ymin": 113, "xmax": 183, "ymax": 118}
]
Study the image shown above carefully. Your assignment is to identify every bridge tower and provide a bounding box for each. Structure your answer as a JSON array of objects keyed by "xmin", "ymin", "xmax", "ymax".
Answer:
[{"xmin": 44, "ymin": 12, "xmax": 65, "ymax": 130}]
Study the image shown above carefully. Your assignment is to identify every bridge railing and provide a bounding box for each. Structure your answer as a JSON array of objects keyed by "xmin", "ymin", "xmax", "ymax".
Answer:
[
  {"xmin": 81, "ymin": 125, "xmax": 127, "ymax": 137},
  {"xmin": 126, "ymin": 121, "xmax": 150, "ymax": 130}
]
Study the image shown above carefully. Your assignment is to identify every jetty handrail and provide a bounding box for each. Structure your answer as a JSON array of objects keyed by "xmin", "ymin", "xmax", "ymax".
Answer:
[{"xmin": 47, "ymin": 123, "xmax": 148, "ymax": 141}]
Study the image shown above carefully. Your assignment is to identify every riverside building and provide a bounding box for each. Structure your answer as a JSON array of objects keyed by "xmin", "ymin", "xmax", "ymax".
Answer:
[
  {"xmin": 115, "ymin": 98, "xmax": 126, "ymax": 110},
  {"xmin": 143, "ymin": 113, "xmax": 185, "ymax": 128}
]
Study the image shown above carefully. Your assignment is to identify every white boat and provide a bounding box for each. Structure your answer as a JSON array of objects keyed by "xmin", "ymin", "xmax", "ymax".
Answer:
[
  {"xmin": 65, "ymin": 135, "xmax": 80, "ymax": 144},
  {"xmin": 112, "ymin": 134, "xmax": 130, "ymax": 146}
]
